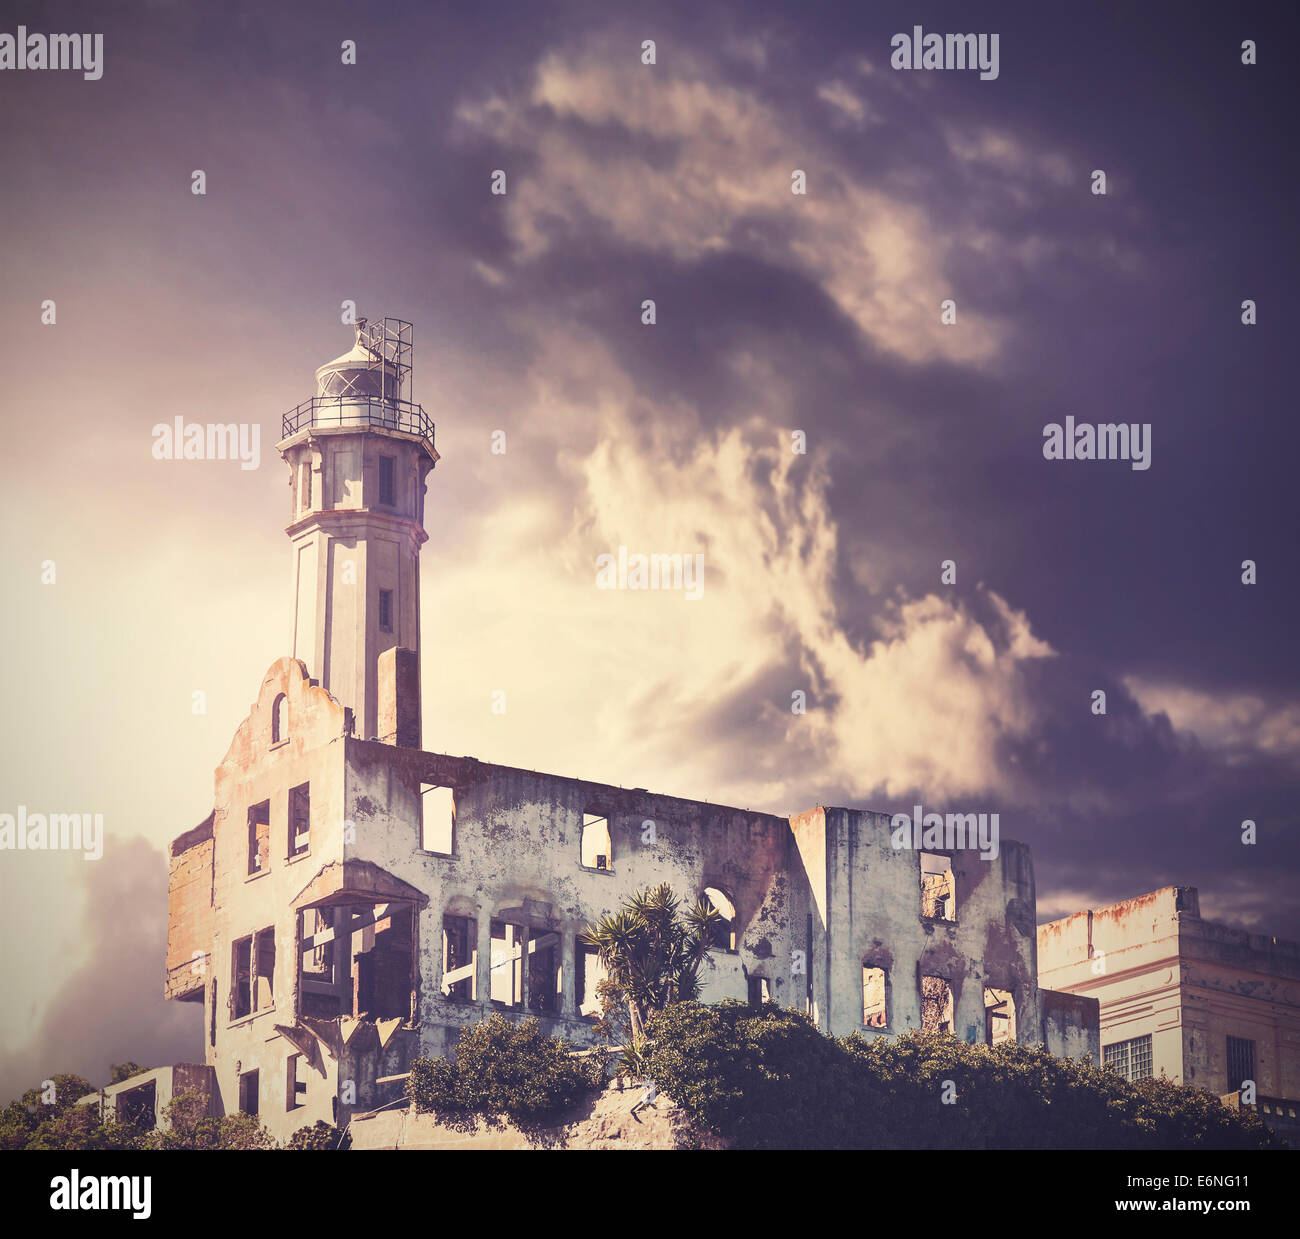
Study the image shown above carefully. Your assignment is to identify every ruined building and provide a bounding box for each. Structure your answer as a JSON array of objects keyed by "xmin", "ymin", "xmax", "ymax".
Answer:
[
  {"xmin": 161, "ymin": 319, "xmax": 1099, "ymax": 1142},
  {"xmin": 1039, "ymin": 886, "xmax": 1300, "ymax": 1140}
]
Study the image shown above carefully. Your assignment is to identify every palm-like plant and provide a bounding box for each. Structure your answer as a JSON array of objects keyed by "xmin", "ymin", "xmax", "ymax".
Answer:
[{"xmin": 581, "ymin": 884, "xmax": 720, "ymax": 1048}]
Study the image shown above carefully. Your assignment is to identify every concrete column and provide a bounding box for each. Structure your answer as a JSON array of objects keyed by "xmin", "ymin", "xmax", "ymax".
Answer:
[
  {"xmin": 476, "ymin": 913, "xmax": 492, "ymax": 1005},
  {"xmin": 562, "ymin": 932, "xmax": 577, "ymax": 1017},
  {"xmin": 519, "ymin": 926, "xmax": 530, "ymax": 1010}
]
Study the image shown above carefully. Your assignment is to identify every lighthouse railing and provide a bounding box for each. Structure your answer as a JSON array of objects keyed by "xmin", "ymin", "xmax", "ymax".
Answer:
[{"xmin": 281, "ymin": 395, "xmax": 435, "ymax": 450}]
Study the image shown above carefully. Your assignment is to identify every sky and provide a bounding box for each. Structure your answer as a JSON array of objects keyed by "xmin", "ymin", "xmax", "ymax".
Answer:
[{"xmin": 0, "ymin": 0, "xmax": 1297, "ymax": 1101}]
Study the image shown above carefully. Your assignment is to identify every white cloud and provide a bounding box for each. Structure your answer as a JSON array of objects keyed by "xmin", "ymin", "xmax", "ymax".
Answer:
[
  {"xmin": 1125, "ymin": 679, "xmax": 1300, "ymax": 765},
  {"xmin": 456, "ymin": 42, "xmax": 1003, "ymax": 365},
  {"xmin": 424, "ymin": 327, "xmax": 1057, "ymax": 810}
]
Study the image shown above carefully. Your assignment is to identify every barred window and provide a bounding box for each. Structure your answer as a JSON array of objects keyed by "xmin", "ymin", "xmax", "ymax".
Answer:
[
  {"xmin": 1103, "ymin": 1034, "xmax": 1153, "ymax": 1082},
  {"xmin": 1226, "ymin": 1036, "xmax": 1256, "ymax": 1093}
]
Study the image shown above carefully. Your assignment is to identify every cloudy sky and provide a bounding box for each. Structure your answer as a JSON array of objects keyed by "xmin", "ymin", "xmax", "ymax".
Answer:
[{"xmin": 1, "ymin": 0, "xmax": 1297, "ymax": 1100}]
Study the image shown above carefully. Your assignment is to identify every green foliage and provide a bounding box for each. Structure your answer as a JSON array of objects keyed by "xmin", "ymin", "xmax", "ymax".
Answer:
[
  {"xmin": 108, "ymin": 1062, "xmax": 145, "ymax": 1086},
  {"xmin": 141, "ymin": 1089, "xmax": 276, "ymax": 1150},
  {"xmin": 22, "ymin": 1105, "xmax": 142, "ymax": 1151},
  {"xmin": 644, "ymin": 1002, "xmax": 1284, "ymax": 1150},
  {"xmin": 408, "ymin": 1014, "xmax": 602, "ymax": 1125},
  {"xmin": 0, "ymin": 1074, "xmax": 134, "ymax": 1151},
  {"xmin": 22, "ymin": 1074, "xmax": 95, "ymax": 1117},
  {"xmin": 644, "ymin": 1001, "xmax": 855, "ymax": 1147},
  {"xmin": 285, "ymin": 1120, "xmax": 350, "ymax": 1150},
  {"xmin": 1, "ymin": 1075, "xmax": 311, "ymax": 1150},
  {"xmin": 581, "ymin": 883, "xmax": 718, "ymax": 1045}
]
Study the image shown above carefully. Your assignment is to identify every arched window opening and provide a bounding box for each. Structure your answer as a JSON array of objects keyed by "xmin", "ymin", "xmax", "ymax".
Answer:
[
  {"xmin": 272, "ymin": 693, "xmax": 288, "ymax": 744},
  {"xmin": 702, "ymin": 887, "xmax": 737, "ymax": 953}
]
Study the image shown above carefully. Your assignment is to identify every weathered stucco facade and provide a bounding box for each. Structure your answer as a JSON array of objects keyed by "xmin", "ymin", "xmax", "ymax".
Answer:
[
  {"xmin": 163, "ymin": 321, "xmax": 1098, "ymax": 1143},
  {"xmin": 1038, "ymin": 886, "xmax": 1300, "ymax": 1140}
]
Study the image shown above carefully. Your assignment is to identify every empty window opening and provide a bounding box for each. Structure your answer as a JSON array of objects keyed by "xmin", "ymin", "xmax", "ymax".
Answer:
[
  {"xmin": 255, "ymin": 927, "xmax": 276, "ymax": 1011},
  {"xmin": 920, "ymin": 853, "xmax": 955, "ymax": 920},
  {"xmin": 299, "ymin": 907, "xmax": 341, "ymax": 1019},
  {"xmin": 272, "ymin": 694, "xmax": 288, "ymax": 744},
  {"xmin": 117, "ymin": 1081, "xmax": 157, "ymax": 1131},
  {"xmin": 352, "ymin": 902, "xmax": 414, "ymax": 1020},
  {"xmin": 490, "ymin": 920, "xmax": 525, "ymax": 1007},
  {"xmin": 289, "ymin": 783, "xmax": 310, "ymax": 857},
  {"xmin": 920, "ymin": 975, "xmax": 954, "ymax": 1033},
  {"xmin": 208, "ymin": 978, "xmax": 217, "ymax": 1047},
  {"xmin": 863, "ymin": 966, "xmax": 889, "ymax": 1028},
  {"xmin": 378, "ymin": 588, "xmax": 393, "ymax": 633},
  {"xmin": 441, "ymin": 914, "xmax": 476, "ymax": 1001},
  {"xmin": 231, "ymin": 935, "xmax": 253, "ymax": 1020},
  {"xmin": 747, "ymin": 975, "xmax": 772, "ymax": 1007},
  {"xmin": 528, "ymin": 931, "xmax": 562, "ymax": 1014},
  {"xmin": 232, "ymin": 928, "xmax": 275, "ymax": 1021},
  {"xmin": 1227, "ymin": 1036, "xmax": 1257, "ymax": 1093},
  {"xmin": 984, "ymin": 987, "xmax": 1016, "ymax": 1045},
  {"xmin": 1104, "ymin": 1034, "xmax": 1153, "ymax": 1082},
  {"xmin": 379, "ymin": 455, "xmax": 396, "ymax": 506},
  {"xmin": 247, "ymin": 801, "xmax": 270, "ymax": 875},
  {"xmin": 421, "ymin": 784, "xmax": 454, "ymax": 855},
  {"xmin": 581, "ymin": 813, "xmax": 612, "ymax": 870},
  {"xmin": 287, "ymin": 1054, "xmax": 308, "ymax": 1111},
  {"xmin": 702, "ymin": 887, "xmax": 738, "ymax": 952},
  {"xmin": 238, "ymin": 1069, "xmax": 259, "ymax": 1117},
  {"xmin": 576, "ymin": 942, "xmax": 607, "ymax": 1019},
  {"xmin": 299, "ymin": 901, "xmax": 418, "ymax": 1022}
]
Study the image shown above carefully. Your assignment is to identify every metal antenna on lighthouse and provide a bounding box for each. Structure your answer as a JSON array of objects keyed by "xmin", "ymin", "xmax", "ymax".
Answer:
[{"xmin": 360, "ymin": 318, "xmax": 413, "ymax": 406}]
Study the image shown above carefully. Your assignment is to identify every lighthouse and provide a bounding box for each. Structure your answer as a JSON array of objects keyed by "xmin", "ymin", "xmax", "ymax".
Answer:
[{"xmin": 276, "ymin": 318, "xmax": 438, "ymax": 744}]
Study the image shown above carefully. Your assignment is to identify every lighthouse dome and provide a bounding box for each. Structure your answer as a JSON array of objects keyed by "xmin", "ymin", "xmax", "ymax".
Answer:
[{"xmin": 314, "ymin": 320, "xmax": 399, "ymax": 399}]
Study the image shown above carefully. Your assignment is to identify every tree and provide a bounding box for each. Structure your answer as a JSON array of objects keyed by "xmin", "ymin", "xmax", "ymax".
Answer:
[
  {"xmin": 580, "ymin": 883, "xmax": 719, "ymax": 1048},
  {"xmin": 109, "ymin": 1062, "xmax": 145, "ymax": 1085}
]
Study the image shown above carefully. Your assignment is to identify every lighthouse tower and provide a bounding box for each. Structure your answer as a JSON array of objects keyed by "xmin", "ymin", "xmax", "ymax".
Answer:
[{"xmin": 276, "ymin": 318, "xmax": 438, "ymax": 744}]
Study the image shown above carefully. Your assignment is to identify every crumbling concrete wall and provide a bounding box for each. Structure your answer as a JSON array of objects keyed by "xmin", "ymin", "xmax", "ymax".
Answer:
[
  {"xmin": 168, "ymin": 657, "xmax": 1099, "ymax": 1144},
  {"xmin": 166, "ymin": 657, "xmax": 351, "ymax": 1135},
  {"xmin": 1040, "ymin": 988, "xmax": 1100, "ymax": 1060},
  {"xmin": 76, "ymin": 1063, "xmax": 216, "ymax": 1129},
  {"xmin": 165, "ymin": 817, "xmax": 215, "ymax": 1002},
  {"xmin": 797, "ymin": 806, "xmax": 1044, "ymax": 1043},
  {"xmin": 348, "ymin": 1086, "xmax": 725, "ymax": 1150},
  {"xmin": 340, "ymin": 738, "xmax": 808, "ymax": 1085}
]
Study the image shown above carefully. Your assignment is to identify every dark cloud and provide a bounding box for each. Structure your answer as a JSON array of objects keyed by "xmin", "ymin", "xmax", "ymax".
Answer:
[{"xmin": 0, "ymin": 840, "xmax": 201, "ymax": 1105}]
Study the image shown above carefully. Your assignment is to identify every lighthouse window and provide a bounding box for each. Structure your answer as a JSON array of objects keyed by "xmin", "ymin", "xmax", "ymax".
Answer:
[
  {"xmin": 378, "ymin": 589, "xmax": 393, "ymax": 632},
  {"xmin": 379, "ymin": 456, "xmax": 396, "ymax": 507}
]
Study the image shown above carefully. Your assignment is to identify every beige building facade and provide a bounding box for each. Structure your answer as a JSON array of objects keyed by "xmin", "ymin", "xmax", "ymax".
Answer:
[{"xmin": 1038, "ymin": 885, "xmax": 1300, "ymax": 1140}]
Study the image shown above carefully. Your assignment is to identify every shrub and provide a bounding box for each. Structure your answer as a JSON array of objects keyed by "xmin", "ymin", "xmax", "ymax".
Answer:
[
  {"xmin": 646, "ymin": 1002, "xmax": 1283, "ymax": 1150},
  {"xmin": 409, "ymin": 1014, "xmax": 601, "ymax": 1125},
  {"xmin": 285, "ymin": 1120, "xmax": 350, "ymax": 1150},
  {"xmin": 143, "ymin": 1089, "xmax": 276, "ymax": 1150},
  {"xmin": 644, "ymin": 1001, "xmax": 859, "ymax": 1148}
]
